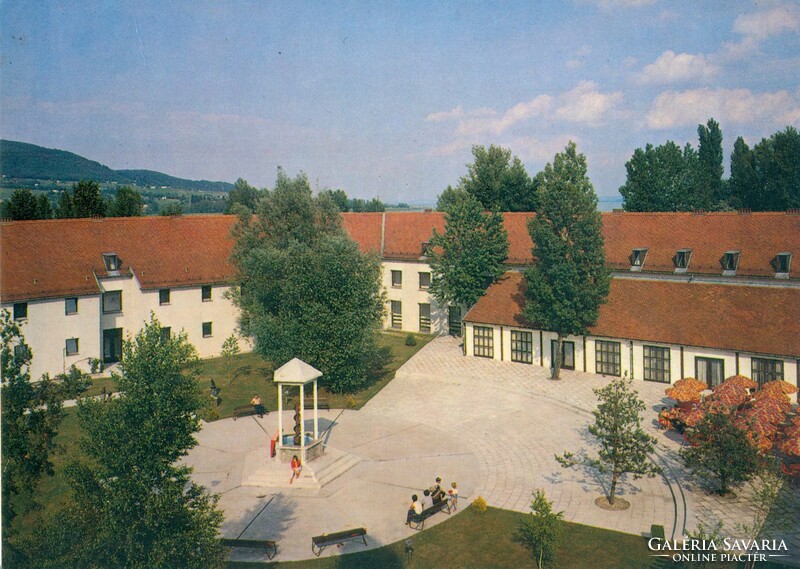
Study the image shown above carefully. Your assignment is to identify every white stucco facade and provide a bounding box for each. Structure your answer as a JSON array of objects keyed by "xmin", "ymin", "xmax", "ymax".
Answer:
[{"xmin": 382, "ymin": 260, "xmax": 450, "ymax": 335}]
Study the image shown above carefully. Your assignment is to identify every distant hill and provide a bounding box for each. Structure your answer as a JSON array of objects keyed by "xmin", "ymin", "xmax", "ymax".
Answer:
[{"xmin": 0, "ymin": 140, "xmax": 234, "ymax": 192}]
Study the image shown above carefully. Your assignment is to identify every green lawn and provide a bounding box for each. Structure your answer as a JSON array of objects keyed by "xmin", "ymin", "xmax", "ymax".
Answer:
[{"xmin": 228, "ymin": 506, "xmax": 795, "ymax": 569}]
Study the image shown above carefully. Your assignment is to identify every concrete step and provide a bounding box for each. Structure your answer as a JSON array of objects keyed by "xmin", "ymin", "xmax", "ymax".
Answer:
[
  {"xmin": 240, "ymin": 445, "xmax": 361, "ymax": 490},
  {"xmin": 315, "ymin": 452, "xmax": 361, "ymax": 488}
]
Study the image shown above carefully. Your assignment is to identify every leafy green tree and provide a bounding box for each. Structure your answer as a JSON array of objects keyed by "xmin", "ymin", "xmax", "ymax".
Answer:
[
  {"xmin": 71, "ymin": 179, "xmax": 106, "ymax": 218},
  {"xmin": 364, "ymin": 197, "xmax": 385, "ymax": 212},
  {"xmin": 681, "ymin": 411, "xmax": 760, "ymax": 495},
  {"xmin": 514, "ymin": 489, "xmax": 564, "ymax": 569},
  {"xmin": 619, "ymin": 141, "xmax": 703, "ymax": 211},
  {"xmin": 460, "ymin": 144, "xmax": 537, "ymax": 211},
  {"xmin": 110, "ymin": 185, "xmax": 144, "ymax": 217},
  {"xmin": 754, "ymin": 126, "xmax": 800, "ymax": 210},
  {"xmin": 556, "ymin": 378, "xmax": 661, "ymax": 505},
  {"xmin": 524, "ymin": 142, "xmax": 610, "ymax": 379},
  {"xmin": 37, "ymin": 315, "xmax": 225, "ymax": 568},
  {"xmin": 697, "ymin": 118, "xmax": 725, "ymax": 205},
  {"xmin": 225, "ymin": 178, "xmax": 261, "ymax": 213},
  {"xmin": 349, "ymin": 197, "xmax": 366, "ymax": 212},
  {"xmin": 159, "ymin": 201, "xmax": 184, "ymax": 216},
  {"xmin": 319, "ymin": 188, "xmax": 350, "ymax": 212},
  {"xmin": 428, "ymin": 192, "xmax": 508, "ymax": 310},
  {"xmin": 234, "ymin": 170, "xmax": 385, "ymax": 393},
  {"xmin": 436, "ymin": 185, "xmax": 471, "ymax": 212},
  {"xmin": 35, "ymin": 193, "xmax": 53, "ymax": 219},
  {"xmin": 1, "ymin": 188, "xmax": 39, "ymax": 220},
  {"xmin": 55, "ymin": 190, "xmax": 74, "ymax": 218},
  {"xmin": 729, "ymin": 136, "xmax": 758, "ymax": 209},
  {"xmin": 1, "ymin": 311, "xmax": 65, "ymax": 555}
]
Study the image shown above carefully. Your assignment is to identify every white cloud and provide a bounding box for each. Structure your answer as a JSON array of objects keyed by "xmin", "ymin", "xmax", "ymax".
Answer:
[
  {"xmin": 553, "ymin": 81, "xmax": 625, "ymax": 126},
  {"xmin": 646, "ymin": 87, "xmax": 800, "ymax": 129},
  {"xmin": 636, "ymin": 50, "xmax": 719, "ymax": 85},
  {"xmin": 425, "ymin": 106, "xmax": 464, "ymax": 122},
  {"xmin": 733, "ymin": 3, "xmax": 800, "ymax": 41},
  {"xmin": 455, "ymin": 95, "xmax": 553, "ymax": 138},
  {"xmin": 566, "ymin": 59, "xmax": 583, "ymax": 69}
]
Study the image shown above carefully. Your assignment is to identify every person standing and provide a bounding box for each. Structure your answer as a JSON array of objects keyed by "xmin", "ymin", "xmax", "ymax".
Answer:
[{"xmin": 448, "ymin": 482, "xmax": 458, "ymax": 510}]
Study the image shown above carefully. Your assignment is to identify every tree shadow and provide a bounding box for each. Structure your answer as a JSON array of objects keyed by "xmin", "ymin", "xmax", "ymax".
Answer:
[
  {"xmin": 228, "ymin": 365, "xmax": 255, "ymax": 386},
  {"xmin": 362, "ymin": 346, "xmax": 393, "ymax": 389},
  {"xmin": 330, "ymin": 539, "xmax": 406, "ymax": 569}
]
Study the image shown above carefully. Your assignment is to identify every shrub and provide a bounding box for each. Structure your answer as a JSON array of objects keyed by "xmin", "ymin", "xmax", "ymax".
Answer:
[
  {"xmin": 472, "ymin": 496, "xmax": 488, "ymax": 513},
  {"xmin": 405, "ymin": 333, "xmax": 417, "ymax": 347}
]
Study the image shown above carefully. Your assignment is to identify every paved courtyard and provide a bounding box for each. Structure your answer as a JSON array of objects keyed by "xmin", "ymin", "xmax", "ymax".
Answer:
[{"xmin": 184, "ymin": 336, "xmax": 800, "ymax": 564}]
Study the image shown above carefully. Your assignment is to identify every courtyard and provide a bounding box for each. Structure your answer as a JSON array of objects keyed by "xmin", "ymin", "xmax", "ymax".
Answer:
[{"xmin": 184, "ymin": 336, "xmax": 800, "ymax": 564}]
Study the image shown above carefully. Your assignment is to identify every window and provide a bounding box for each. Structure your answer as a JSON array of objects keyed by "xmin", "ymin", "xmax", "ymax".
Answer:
[
  {"xmin": 473, "ymin": 326, "xmax": 494, "ymax": 358},
  {"xmin": 448, "ymin": 306, "xmax": 462, "ymax": 337},
  {"xmin": 13, "ymin": 302, "xmax": 27, "ymax": 320},
  {"xmin": 511, "ymin": 331, "xmax": 533, "ymax": 364},
  {"xmin": 595, "ymin": 340, "xmax": 621, "ymax": 376},
  {"xmin": 65, "ymin": 338, "xmax": 79, "ymax": 356},
  {"xmin": 202, "ymin": 285, "xmax": 212, "ymax": 301},
  {"xmin": 390, "ymin": 301, "xmax": 402, "ymax": 329},
  {"xmin": 159, "ymin": 289, "xmax": 171, "ymax": 305},
  {"xmin": 419, "ymin": 272, "xmax": 431, "ymax": 290},
  {"xmin": 772, "ymin": 252, "xmax": 792, "ymax": 276},
  {"xmin": 629, "ymin": 248, "xmax": 648, "ymax": 270},
  {"xmin": 419, "ymin": 303, "xmax": 431, "ymax": 333},
  {"xmin": 161, "ymin": 326, "xmax": 171, "ymax": 341},
  {"xmin": 673, "ymin": 249, "xmax": 692, "ymax": 272},
  {"xmin": 202, "ymin": 322, "xmax": 213, "ymax": 338},
  {"xmin": 696, "ymin": 357, "xmax": 724, "ymax": 388},
  {"xmin": 643, "ymin": 345, "xmax": 671, "ymax": 383},
  {"xmin": 551, "ymin": 340, "xmax": 575, "ymax": 370},
  {"xmin": 391, "ymin": 270, "xmax": 402, "ymax": 288},
  {"xmin": 102, "ymin": 291, "xmax": 122, "ymax": 313},
  {"xmin": 102, "ymin": 253, "xmax": 120, "ymax": 272},
  {"xmin": 720, "ymin": 251, "xmax": 740, "ymax": 274},
  {"xmin": 752, "ymin": 358, "xmax": 783, "ymax": 385},
  {"xmin": 65, "ymin": 297, "xmax": 78, "ymax": 315}
]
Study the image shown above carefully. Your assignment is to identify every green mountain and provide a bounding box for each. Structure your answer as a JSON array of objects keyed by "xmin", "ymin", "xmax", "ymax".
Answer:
[{"xmin": 0, "ymin": 140, "xmax": 234, "ymax": 192}]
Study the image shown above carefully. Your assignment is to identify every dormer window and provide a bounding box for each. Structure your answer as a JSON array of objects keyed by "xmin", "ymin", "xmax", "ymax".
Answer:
[
  {"xmin": 102, "ymin": 253, "xmax": 120, "ymax": 272},
  {"xmin": 629, "ymin": 248, "xmax": 648, "ymax": 271},
  {"xmin": 771, "ymin": 252, "xmax": 792, "ymax": 277},
  {"xmin": 673, "ymin": 249, "xmax": 692, "ymax": 273},
  {"xmin": 720, "ymin": 251, "xmax": 740, "ymax": 275}
]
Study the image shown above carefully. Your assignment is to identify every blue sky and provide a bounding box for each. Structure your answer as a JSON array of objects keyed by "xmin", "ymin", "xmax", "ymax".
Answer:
[{"xmin": 2, "ymin": 1, "xmax": 799, "ymax": 203}]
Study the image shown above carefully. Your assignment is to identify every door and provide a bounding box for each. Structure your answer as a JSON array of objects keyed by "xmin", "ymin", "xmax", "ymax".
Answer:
[
  {"xmin": 103, "ymin": 328, "xmax": 123, "ymax": 364},
  {"xmin": 448, "ymin": 306, "xmax": 462, "ymax": 337},
  {"xmin": 551, "ymin": 339, "xmax": 575, "ymax": 370},
  {"xmin": 695, "ymin": 357, "xmax": 724, "ymax": 388}
]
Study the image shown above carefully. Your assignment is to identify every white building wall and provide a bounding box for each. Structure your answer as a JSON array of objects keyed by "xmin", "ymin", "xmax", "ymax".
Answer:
[
  {"xmin": 382, "ymin": 260, "xmax": 447, "ymax": 335},
  {"xmin": 4, "ymin": 295, "xmax": 101, "ymax": 380}
]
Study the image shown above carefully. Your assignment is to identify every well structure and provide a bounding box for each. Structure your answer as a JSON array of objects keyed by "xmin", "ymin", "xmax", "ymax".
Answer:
[{"xmin": 273, "ymin": 358, "xmax": 324, "ymax": 463}]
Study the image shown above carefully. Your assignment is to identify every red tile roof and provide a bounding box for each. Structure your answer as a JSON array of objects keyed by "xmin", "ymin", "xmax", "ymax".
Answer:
[
  {"xmin": 464, "ymin": 272, "xmax": 800, "ymax": 358},
  {"xmin": 341, "ymin": 212, "xmax": 382, "ymax": 254},
  {"xmin": 382, "ymin": 211, "xmax": 445, "ymax": 259},
  {"xmin": 1, "ymin": 215, "xmax": 237, "ymax": 302}
]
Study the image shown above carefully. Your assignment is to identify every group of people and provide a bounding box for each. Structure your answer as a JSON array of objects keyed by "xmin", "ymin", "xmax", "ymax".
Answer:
[{"xmin": 405, "ymin": 477, "xmax": 458, "ymax": 525}]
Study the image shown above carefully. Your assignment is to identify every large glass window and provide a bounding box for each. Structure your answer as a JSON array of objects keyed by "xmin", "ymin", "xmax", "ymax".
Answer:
[
  {"xmin": 473, "ymin": 326, "xmax": 494, "ymax": 358},
  {"xmin": 595, "ymin": 340, "xmax": 621, "ymax": 376},
  {"xmin": 418, "ymin": 303, "xmax": 431, "ymax": 333},
  {"xmin": 102, "ymin": 291, "xmax": 122, "ymax": 313},
  {"xmin": 390, "ymin": 301, "xmax": 402, "ymax": 329},
  {"xmin": 643, "ymin": 345, "xmax": 670, "ymax": 383},
  {"xmin": 752, "ymin": 358, "xmax": 783, "ymax": 385},
  {"xmin": 511, "ymin": 330, "xmax": 533, "ymax": 364},
  {"xmin": 551, "ymin": 340, "xmax": 575, "ymax": 370},
  {"xmin": 65, "ymin": 297, "xmax": 78, "ymax": 315},
  {"xmin": 696, "ymin": 357, "xmax": 724, "ymax": 388}
]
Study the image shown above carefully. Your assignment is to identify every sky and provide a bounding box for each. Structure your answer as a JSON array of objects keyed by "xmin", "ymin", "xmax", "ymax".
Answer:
[{"xmin": 1, "ymin": 1, "xmax": 799, "ymax": 204}]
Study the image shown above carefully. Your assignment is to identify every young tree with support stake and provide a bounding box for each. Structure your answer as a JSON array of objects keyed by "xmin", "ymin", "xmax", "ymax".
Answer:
[
  {"xmin": 556, "ymin": 378, "xmax": 661, "ymax": 507},
  {"xmin": 523, "ymin": 142, "xmax": 610, "ymax": 380},
  {"xmin": 514, "ymin": 489, "xmax": 564, "ymax": 569}
]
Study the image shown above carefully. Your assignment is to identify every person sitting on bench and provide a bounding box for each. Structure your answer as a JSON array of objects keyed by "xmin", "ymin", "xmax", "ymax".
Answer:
[
  {"xmin": 405, "ymin": 494, "xmax": 422, "ymax": 525},
  {"xmin": 430, "ymin": 477, "xmax": 446, "ymax": 503},
  {"xmin": 251, "ymin": 394, "xmax": 265, "ymax": 418},
  {"xmin": 420, "ymin": 489, "xmax": 432, "ymax": 510}
]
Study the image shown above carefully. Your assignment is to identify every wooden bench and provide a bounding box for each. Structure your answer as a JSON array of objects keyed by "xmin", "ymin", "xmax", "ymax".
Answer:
[
  {"xmin": 304, "ymin": 398, "xmax": 331, "ymax": 410},
  {"xmin": 220, "ymin": 538, "xmax": 277, "ymax": 560},
  {"xmin": 311, "ymin": 527, "xmax": 367, "ymax": 557},
  {"xmin": 409, "ymin": 499, "xmax": 451, "ymax": 531},
  {"xmin": 233, "ymin": 405, "xmax": 265, "ymax": 420}
]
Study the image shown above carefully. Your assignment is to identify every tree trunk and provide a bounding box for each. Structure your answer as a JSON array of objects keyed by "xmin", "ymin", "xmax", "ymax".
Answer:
[
  {"xmin": 608, "ymin": 471, "xmax": 618, "ymax": 505},
  {"xmin": 551, "ymin": 334, "xmax": 563, "ymax": 380}
]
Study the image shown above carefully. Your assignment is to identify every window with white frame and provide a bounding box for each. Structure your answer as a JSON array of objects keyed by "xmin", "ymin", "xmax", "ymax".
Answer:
[
  {"xmin": 673, "ymin": 249, "xmax": 692, "ymax": 272},
  {"xmin": 102, "ymin": 291, "xmax": 122, "ymax": 313},
  {"xmin": 629, "ymin": 248, "xmax": 648, "ymax": 270},
  {"xmin": 752, "ymin": 358, "xmax": 783, "ymax": 385},
  {"xmin": 473, "ymin": 326, "xmax": 494, "ymax": 358},
  {"xmin": 772, "ymin": 252, "xmax": 792, "ymax": 276},
  {"xmin": 696, "ymin": 357, "xmax": 724, "ymax": 388},
  {"xmin": 720, "ymin": 251, "xmax": 740, "ymax": 274},
  {"xmin": 595, "ymin": 340, "xmax": 621, "ymax": 376},
  {"xmin": 511, "ymin": 330, "xmax": 533, "ymax": 364},
  {"xmin": 643, "ymin": 345, "xmax": 670, "ymax": 383}
]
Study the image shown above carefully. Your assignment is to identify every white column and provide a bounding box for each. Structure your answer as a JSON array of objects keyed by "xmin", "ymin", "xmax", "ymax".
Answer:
[
  {"xmin": 299, "ymin": 384, "xmax": 305, "ymax": 455},
  {"xmin": 313, "ymin": 379, "xmax": 319, "ymax": 439},
  {"xmin": 277, "ymin": 384, "xmax": 283, "ymax": 461}
]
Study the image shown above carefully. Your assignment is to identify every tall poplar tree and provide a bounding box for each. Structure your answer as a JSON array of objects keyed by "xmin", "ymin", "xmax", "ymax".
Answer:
[{"xmin": 524, "ymin": 142, "xmax": 610, "ymax": 379}]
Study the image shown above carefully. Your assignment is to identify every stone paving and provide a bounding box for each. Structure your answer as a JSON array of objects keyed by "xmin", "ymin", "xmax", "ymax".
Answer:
[{"xmin": 185, "ymin": 336, "xmax": 800, "ymax": 564}]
